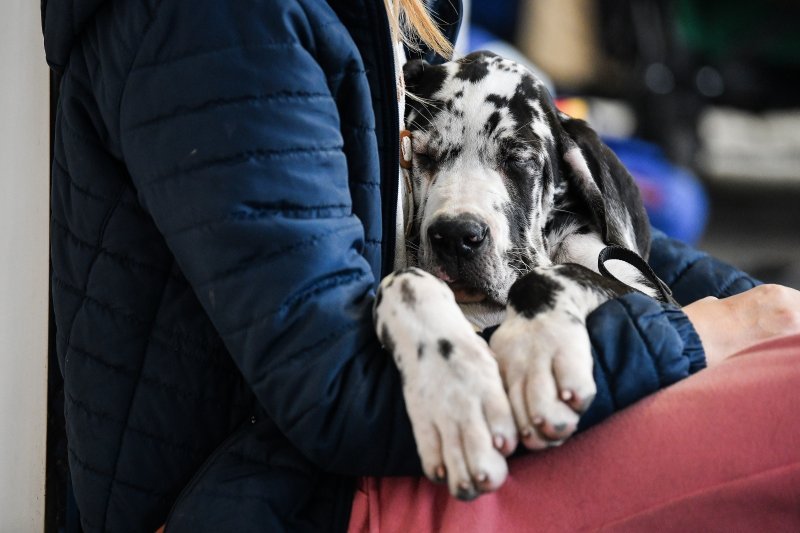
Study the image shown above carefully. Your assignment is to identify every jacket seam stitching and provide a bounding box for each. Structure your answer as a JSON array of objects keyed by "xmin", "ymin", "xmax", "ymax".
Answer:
[
  {"xmin": 221, "ymin": 270, "xmax": 370, "ymax": 336},
  {"xmin": 137, "ymin": 144, "xmax": 344, "ymax": 189},
  {"xmin": 126, "ymin": 91, "xmax": 333, "ymax": 132},
  {"xmin": 68, "ymin": 448, "xmax": 170, "ymax": 497},
  {"xmin": 63, "ymin": 339, "xmax": 247, "ymax": 408},
  {"xmin": 52, "ymin": 275, "xmax": 235, "ymax": 371},
  {"xmin": 619, "ymin": 297, "xmax": 668, "ymax": 389},
  {"xmin": 51, "ymin": 216, "xmax": 182, "ymax": 281},
  {"xmin": 166, "ymin": 203, "xmax": 352, "ymax": 237},
  {"xmin": 195, "ymin": 221, "xmax": 361, "ymax": 290},
  {"xmin": 102, "ymin": 268, "xmax": 172, "ymax": 526},
  {"xmin": 65, "ymin": 391, "xmax": 208, "ymax": 456},
  {"xmin": 129, "ymin": 40, "xmax": 299, "ymax": 72}
]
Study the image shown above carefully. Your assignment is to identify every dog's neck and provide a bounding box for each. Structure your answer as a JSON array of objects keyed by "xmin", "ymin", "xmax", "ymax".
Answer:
[{"xmin": 459, "ymin": 301, "xmax": 507, "ymax": 331}]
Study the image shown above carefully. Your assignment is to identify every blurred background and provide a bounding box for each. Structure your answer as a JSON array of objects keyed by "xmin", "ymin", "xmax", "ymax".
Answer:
[{"xmin": 463, "ymin": 0, "xmax": 800, "ymax": 288}]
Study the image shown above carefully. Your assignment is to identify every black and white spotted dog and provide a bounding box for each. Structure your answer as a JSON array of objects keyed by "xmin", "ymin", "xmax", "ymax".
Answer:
[{"xmin": 374, "ymin": 51, "xmax": 669, "ymax": 500}]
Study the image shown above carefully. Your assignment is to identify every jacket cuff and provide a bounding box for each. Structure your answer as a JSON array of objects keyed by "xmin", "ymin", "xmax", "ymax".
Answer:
[
  {"xmin": 578, "ymin": 293, "xmax": 707, "ymax": 431},
  {"xmin": 662, "ymin": 304, "xmax": 706, "ymax": 375}
]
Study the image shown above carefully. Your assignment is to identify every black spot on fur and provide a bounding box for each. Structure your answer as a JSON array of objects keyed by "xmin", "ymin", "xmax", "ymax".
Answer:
[
  {"xmin": 404, "ymin": 60, "xmax": 447, "ymax": 100},
  {"xmin": 483, "ymin": 111, "xmax": 502, "ymax": 136},
  {"xmin": 455, "ymin": 57, "xmax": 490, "ymax": 83},
  {"xmin": 380, "ymin": 323, "xmax": 396, "ymax": 354},
  {"xmin": 418, "ymin": 343, "xmax": 425, "ymax": 359},
  {"xmin": 404, "ymin": 61, "xmax": 449, "ymax": 129},
  {"xmin": 555, "ymin": 263, "xmax": 634, "ymax": 298},
  {"xmin": 485, "ymin": 94, "xmax": 509, "ymax": 108},
  {"xmin": 400, "ymin": 279, "xmax": 416, "ymax": 307},
  {"xmin": 438, "ymin": 339, "xmax": 453, "ymax": 359},
  {"xmin": 438, "ymin": 145, "xmax": 463, "ymax": 164},
  {"xmin": 507, "ymin": 271, "xmax": 562, "ymax": 318},
  {"xmin": 396, "ymin": 267, "xmax": 424, "ymax": 277}
]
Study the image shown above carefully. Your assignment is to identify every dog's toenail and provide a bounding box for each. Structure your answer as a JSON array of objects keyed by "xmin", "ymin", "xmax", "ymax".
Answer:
[{"xmin": 493, "ymin": 434, "xmax": 505, "ymax": 449}]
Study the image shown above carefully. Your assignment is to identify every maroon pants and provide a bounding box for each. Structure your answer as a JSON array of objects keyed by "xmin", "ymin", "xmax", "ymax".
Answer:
[{"xmin": 349, "ymin": 334, "xmax": 800, "ymax": 532}]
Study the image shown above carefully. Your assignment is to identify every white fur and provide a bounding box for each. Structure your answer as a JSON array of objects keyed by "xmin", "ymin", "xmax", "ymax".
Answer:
[{"xmin": 374, "ymin": 269, "xmax": 516, "ymax": 498}]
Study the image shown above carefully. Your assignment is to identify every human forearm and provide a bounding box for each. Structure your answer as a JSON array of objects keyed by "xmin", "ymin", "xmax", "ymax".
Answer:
[{"xmin": 683, "ymin": 284, "xmax": 800, "ymax": 366}]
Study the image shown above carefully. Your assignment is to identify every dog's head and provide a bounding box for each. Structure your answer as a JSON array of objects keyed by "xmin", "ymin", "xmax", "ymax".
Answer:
[{"xmin": 402, "ymin": 51, "xmax": 649, "ymax": 305}]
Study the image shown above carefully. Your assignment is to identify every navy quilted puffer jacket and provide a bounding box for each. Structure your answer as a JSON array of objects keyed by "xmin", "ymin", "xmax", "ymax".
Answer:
[{"xmin": 43, "ymin": 0, "xmax": 758, "ymax": 531}]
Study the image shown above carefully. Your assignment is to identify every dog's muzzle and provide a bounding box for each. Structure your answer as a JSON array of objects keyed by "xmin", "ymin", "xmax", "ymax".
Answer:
[
  {"xmin": 427, "ymin": 214, "xmax": 492, "ymax": 303},
  {"xmin": 428, "ymin": 215, "xmax": 489, "ymax": 259}
]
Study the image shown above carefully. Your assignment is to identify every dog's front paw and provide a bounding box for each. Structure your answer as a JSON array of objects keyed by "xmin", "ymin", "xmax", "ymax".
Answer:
[
  {"xmin": 374, "ymin": 268, "xmax": 517, "ymax": 499},
  {"xmin": 403, "ymin": 333, "xmax": 517, "ymax": 500},
  {"xmin": 490, "ymin": 309, "xmax": 596, "ymax": 450}
]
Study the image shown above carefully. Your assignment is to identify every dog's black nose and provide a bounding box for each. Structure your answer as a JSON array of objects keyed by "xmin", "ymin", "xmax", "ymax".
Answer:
[{"xmin": 428, "ymin": 216, "xmax": 489, "ymax": 259}]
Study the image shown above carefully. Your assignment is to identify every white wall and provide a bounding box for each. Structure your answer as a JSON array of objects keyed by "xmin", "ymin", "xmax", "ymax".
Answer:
[{"xmin": 0, "ymin": 1, "xmax": 51, "ymax": 531}]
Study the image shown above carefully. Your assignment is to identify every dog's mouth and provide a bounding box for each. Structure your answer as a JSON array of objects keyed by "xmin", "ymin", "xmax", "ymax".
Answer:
[
  {"xmin": 448, "ymin": 281, "xmax": 488, "ymax": 303},
  {"xmin": 433, "ymin": 268, "xmax": 490, "ymax": 303}
]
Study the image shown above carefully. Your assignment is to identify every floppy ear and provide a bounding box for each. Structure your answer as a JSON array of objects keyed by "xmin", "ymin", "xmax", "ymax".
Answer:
[
  {"xmin": 402, "ymin": 59, "xmax": 429, "ymax": 88},
  {"xmin": 557, "ymin": 115, "xmax": 651, "ymax": 258},
  {"xmin": 402, "ymin": 59, "xmax": 450, "ymax": 132}
]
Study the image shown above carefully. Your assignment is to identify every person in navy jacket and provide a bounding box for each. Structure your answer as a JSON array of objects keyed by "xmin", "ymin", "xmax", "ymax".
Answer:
[{"xmin": 42, "ymin": 0, "xmax": 800, "ymax": 531}]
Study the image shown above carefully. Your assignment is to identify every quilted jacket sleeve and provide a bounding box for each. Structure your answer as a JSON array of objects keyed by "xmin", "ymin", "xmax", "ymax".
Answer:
[
  {"xmin": 119, "ymin": 1, "xmax": 420, "ymax": 476},
  {"xmin": 579, "ymin": 293, "xmax": 705, "ymax": 430},
  {"xmin": 577, "ymin": 231, "xmax": 759, "ymax": 430},
  {"xmin": 649, "ymin": 229, "xmax": 761, "ymax": 304}
]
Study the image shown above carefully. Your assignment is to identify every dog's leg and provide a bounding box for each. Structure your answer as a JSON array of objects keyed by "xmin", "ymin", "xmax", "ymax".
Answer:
[
  {"xmin": 490, "ymin": 264, "xmax": 631, "ymax": 449},
  {"xmin": 374, "ymin": 267, "xmax": 517, "ymax": 500},
  {"xmin": 555, "ymin": 231, "xmax": 661, "ymax": 298}
]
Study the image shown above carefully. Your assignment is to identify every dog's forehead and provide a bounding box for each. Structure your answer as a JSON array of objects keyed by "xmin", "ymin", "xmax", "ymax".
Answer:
[{"xmin": 408, "ymin": 54, "xmax": 555, "ymax": 160}]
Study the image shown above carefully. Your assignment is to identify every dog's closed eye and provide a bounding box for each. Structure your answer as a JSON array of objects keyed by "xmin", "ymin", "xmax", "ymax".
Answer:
[
  {"xmin": 502, "ymin": 157, "xmax": 530, "ymax": 175},
  {"xmin": 413, "ymin": 151, "xmax": 438, "ymax": 172}
]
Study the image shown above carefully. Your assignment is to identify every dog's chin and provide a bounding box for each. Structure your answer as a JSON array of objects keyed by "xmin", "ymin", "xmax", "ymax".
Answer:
[{"xmin": 448, "ymin": 281, "xmax": 489, "ymax": 304}]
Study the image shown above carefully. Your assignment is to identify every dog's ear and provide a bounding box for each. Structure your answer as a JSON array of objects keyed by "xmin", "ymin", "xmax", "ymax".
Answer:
[
  {"xmin": 403, "ymin": 59, "xmax": 429, "ymax": 87},
  {"xmin": 403, "ymin": 59, "xmax": 449, "ymax": 101},
  {"xmin": 557, "ymin": 115, "xmax": 651, "ymax": 257}
]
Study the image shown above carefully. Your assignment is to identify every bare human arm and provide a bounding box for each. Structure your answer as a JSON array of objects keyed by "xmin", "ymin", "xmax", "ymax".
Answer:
[{"xmin": 684, "ymin": 284, "xmax": 800, "ymax": 366}]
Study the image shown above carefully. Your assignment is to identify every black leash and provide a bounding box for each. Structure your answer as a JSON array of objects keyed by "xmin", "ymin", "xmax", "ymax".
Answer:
[{"xmin": 598, "ymin": 245, "xmax": 679, "ymax": 306}]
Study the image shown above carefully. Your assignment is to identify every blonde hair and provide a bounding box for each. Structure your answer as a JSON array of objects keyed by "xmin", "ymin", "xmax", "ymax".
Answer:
[{"xmin": 384, "ymin": 0, "xmax": 453, "ymax": 59}]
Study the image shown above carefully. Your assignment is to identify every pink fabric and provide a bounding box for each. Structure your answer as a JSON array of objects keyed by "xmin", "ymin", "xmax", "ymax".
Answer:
[{"xmin": 348, "ymin": 334, "xmax": 800, "ymax": 532}]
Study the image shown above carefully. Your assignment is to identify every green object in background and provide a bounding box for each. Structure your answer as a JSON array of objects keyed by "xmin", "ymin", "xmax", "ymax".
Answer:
[{"xmin": 676, "ymin": 0, "xmax": 800, "ymax": 66}]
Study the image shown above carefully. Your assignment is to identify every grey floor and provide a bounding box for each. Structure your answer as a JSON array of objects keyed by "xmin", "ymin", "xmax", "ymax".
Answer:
[{"xmin": 697, "ymin": 183, "xmax": 800, "ymax": 290}]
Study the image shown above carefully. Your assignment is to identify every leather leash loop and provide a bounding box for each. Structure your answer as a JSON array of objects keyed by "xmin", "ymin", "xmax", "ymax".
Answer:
[{"xmin": 598, "ymin": 245, "xmax": 679, "ymax": 306}]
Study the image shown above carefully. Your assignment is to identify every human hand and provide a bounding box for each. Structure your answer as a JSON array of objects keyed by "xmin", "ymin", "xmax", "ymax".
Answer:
[{"xmin": 683, "ymin": 284, "xmax": 800, "ymax": 366}]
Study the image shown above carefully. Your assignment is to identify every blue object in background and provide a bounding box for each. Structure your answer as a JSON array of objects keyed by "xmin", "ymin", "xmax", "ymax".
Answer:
[
  {"xmin": 605, "ymin": 138, "xmax": 709, "ymax": 245},
  {"xmin": 471, "ymin": 0, "xmax": 519, "ymax": 42}
]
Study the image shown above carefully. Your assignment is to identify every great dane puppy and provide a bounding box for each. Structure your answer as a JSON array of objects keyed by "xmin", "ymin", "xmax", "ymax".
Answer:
[{"xmin": 373, "ymin": 51, "xmax": 667, "ymax": 500}]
